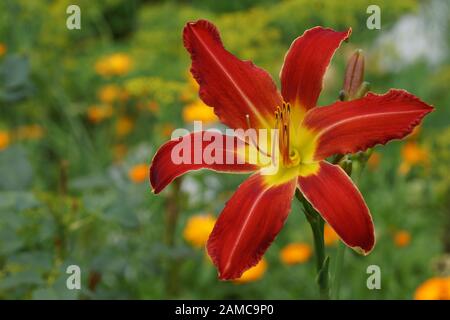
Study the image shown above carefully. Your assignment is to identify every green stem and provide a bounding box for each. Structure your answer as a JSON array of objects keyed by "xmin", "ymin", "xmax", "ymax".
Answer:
[
  {"xmin": 329, "ymin": 156, "xmax": 348, "ymax": 300},
  {"xmin": 165, "ymin": 178, "xmax": 182, "ymax": 296},
  {"xmin": 296, "ymin": 192, "xmax": 330, "ymax": 299},
  {"xmin": 310, "ymin": 214, "xmax": 325, "ymax": 272},
  {"xmin": 332, "ymin": 241, "xmax": 346, "ymax": 299}
]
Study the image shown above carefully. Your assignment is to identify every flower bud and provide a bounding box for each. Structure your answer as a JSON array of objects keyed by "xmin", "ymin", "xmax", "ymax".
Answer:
[{"xmin": 343, "ymin": 49, "xmax": 365, "ymax": 99}]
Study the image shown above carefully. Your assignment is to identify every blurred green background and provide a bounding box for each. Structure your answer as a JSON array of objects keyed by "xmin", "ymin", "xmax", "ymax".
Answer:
[{"xmin": 0, "ymin": 0, "xmax": 449, "ymax": 299}]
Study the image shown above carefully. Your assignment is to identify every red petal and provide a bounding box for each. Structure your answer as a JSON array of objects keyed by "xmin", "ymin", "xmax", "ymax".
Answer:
[
  {"xmin": 207, "ymin": 174, "xmax": 296, "ymax": 279},
  {"xmin": 150, "ymin": 132, "xmax": 258, "ymax": 194},
  {"xmin": 304, "ymin": 89, "xmax": 434, "ymax": 160},
  {"xmin": 298, "ymin": 161, "xmax": 375, "ymax": 254},
  {"xmin": 183, "ymin": 20, "xmax": 282, "ymax": 129},
  {"xmin": 280, "ymin": 26, "xmax": 351, "ymax": 111}
]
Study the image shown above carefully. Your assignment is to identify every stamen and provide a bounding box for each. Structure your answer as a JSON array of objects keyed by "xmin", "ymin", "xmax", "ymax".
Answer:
[{"xmin": 272, "ymin": 102, "xmax": 294, "ymax": 166}]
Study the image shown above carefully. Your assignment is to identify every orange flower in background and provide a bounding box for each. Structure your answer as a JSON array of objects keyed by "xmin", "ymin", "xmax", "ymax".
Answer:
[
  {"xmin": 183, "ymin": 214, "xmax": 216, "ymax": 248},
  {"xmin": 0, "ymin": 126, "xmax": 45, "ymax": 150},
  {"xmin": 0, "ymin": 130, "xmax": 10, "ymax": 150},
  {"xmin": 324, "ymin": 224, "xmax": 340, "ymax": 246},
  {"xmin": 367, "ymin": 152, "xmax": 381, "ymax": 171},
  {"xmin": 136, "ymin": 101, "xmax": 159, "ymax": 114},
  {"xmin": 138, "ymin": 101, "xmax": 159, "ymax": 114},
  {"xmin": 182, "ymin": 100, "xmax": 218, "ymax": 124},
  {"xmin": 148, "ymin": 101, "xmax": 159, "ymax": 113},
  {"xmin": 98, "ymin": 84, "xmax": 126, "ymax": 104},
  {"xmin": 280, "ymin": 243, "xmax": 312, "ymax": 265},
  {"xmin": 128, "ymin": 164, "xmax": 148, "ymax": 183},
  {"xmin": 399, "ymin": 141, "xmax": 429, "ymax": 175},
  {"xmin": 0, "ymin": 43, "xmax": 6, "ymax": 57},
  {"xmin": 87, "ymin": 105, "xmax": 113, "ymax": 123},
  {"xmin": 159, "ymin": 123, "xmax": 175, "ymax": 138},
  {"xmin": 414, "ymin": 277, "xmax": 450, "ymax": 300},
  {"xmin": 402, "ymin": 142, "xmax": 428, "ymax": 164},
  {"xmin": 394, "ymin": 230, "xmax": 411, "ymax": 247},
  {"xmin": 116, "ymin": 116, "xmax": 134, "ymax": 137},
  {"xmin": 234, "ymin": 259, "xmax": 267, "ymax": 284},
  {"xmin": 95, "ymin": 53, "xmax": 132, "ymax": 77}
]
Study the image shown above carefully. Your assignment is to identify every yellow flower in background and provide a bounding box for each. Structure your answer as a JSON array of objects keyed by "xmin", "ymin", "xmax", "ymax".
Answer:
[
  {"xmin": 108, "ymin": 53, "xmax": 132, "ymax": 75},
  {"xmin": 0, "ymin": 130, "xmax": 10, "ymax": 150},
  {"xmin": 0, "ymin": 43, "xmax": 6, "ymax": 57},
  {"xmin": 280, "ymin": 243, "xmax": 312, "ymax": 265},
  {"xmin": 234, "ymin": 259, "xmax": 267, "ymax": 284},
  {"xmin": 124, "ymin": 76, "xmax": 183, "ymax": 105},
  {"xmin": 128, "ymin": 163, "xmax": 148, "ymax": 183},
  {"xmin": 98, "ymin": 84, "xmax": 125, "ymax": 104},
  {"xmin": 324, "ymin": 224, "xmax": 340, "ymax": 246},
  {"xmin": 15, "ymin": 124, "xmax": 45, "ymax": 141},
  {"xmin": 87, "ymin": 105, "xmax": 113, "ymax": 124},
  {"xmin": 183, "ymin": 214, "xmax": 216, "ymax": 248},
  {"xmin": 367, "ymin": 152, "xmax": 381, "ymax": 171},
  {"xmin": 95, "ymin": 53, "xmax": 132, "ymax": 77},
  {"xmin": 187, "ymin": 71, "xmax": 199, "ymax": 90},
  {"xmin": 414, "ymin": 277, "xmax": 450, "ymax": 300},
  {"xmin": 180, "ymin": 71, "xmax": 200, "ymax": 103},
  {"xmin": 394, "ymin": 230, "xmax": 411, "ymax": 247},
  {"xmin": 180, "ymin": 72, "xmax": 217, "ymax": 125},
  {"xmin": 116, "ymin": 116, "xmax": 134, "ymax": 137},
  {"xmin": 399, "ymin": 141, "xmax": 429, "ymax": 175},
  {"xmin": 180, "ymin": 71, "xmax": 219, "ymax": 124},
  {"xmin": 182, "ymin": 100, "xmax": 218, "ymax": 124}
]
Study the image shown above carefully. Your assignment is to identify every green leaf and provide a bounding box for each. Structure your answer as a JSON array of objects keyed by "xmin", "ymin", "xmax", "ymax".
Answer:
[
  {"xmin": 0, "ymin": 270, "xmax": 44, "ymax": 290},
  {"xmin": 0, "ymin": 55, "xmax": 34, "ymax": 102},
  {"xmin": 0, "ymin": 146, "xmax": 33, "ymax": 191}
]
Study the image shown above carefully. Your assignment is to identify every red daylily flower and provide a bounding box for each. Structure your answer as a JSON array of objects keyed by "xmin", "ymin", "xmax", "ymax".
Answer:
[{"xmin": 150, "ymin": 20, "xmax": 434, "ymax": 280}]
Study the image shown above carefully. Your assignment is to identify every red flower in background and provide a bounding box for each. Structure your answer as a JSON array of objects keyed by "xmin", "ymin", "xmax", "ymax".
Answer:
[{"xmin": 150, "ymin": 20, "xmax": 433, "ymax": 280}]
